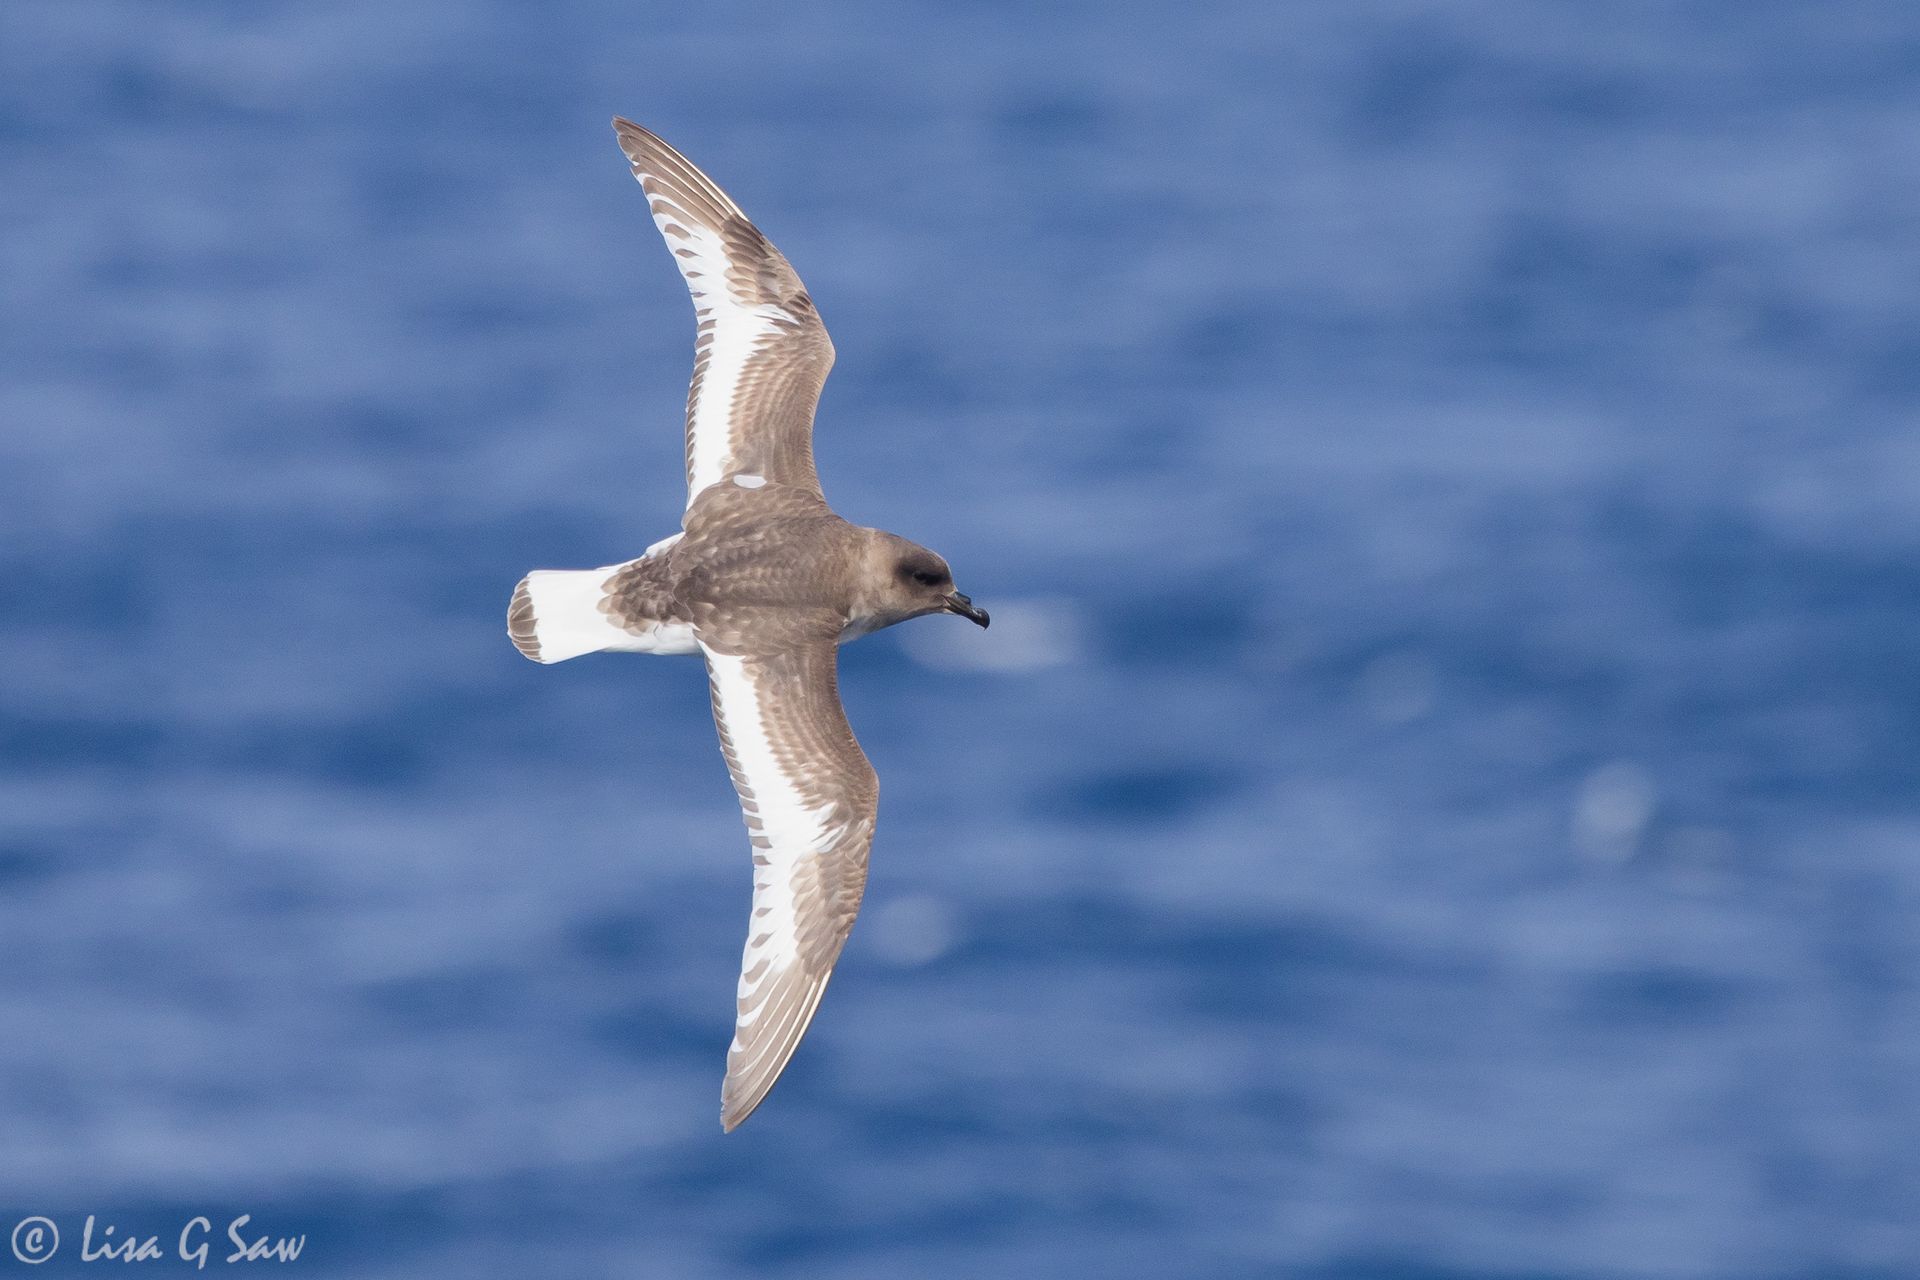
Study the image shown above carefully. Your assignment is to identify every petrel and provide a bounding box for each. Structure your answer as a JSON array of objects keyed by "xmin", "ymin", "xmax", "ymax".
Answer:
[{"xmin": 509, "ymin": 119, "xmax": 989, "ymax": 1131}]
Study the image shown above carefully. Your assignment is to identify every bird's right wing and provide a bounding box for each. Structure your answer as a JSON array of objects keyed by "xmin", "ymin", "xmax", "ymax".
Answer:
[
  {"xmin": 700, "ymin": 636, "xmax": 877, "ymax": 1131},
  {"xmin": 614, "ymin": 118, "xmax": 837, "ymax": 508}
]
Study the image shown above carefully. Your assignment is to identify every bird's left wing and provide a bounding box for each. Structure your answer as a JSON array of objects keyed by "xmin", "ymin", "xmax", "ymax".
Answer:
[
  {"xmin": 700, "ymin": 635, "xmax": 877, "ymax": 1131},
  {"xmin": 613, "ymin": 118, "xmax": 837, "ymax": 508}
]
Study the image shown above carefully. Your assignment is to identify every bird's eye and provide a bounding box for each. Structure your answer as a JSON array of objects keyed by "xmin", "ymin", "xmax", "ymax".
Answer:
[{"xmin": 911, "ymin": 569, "xmax": 944, "ymax": 587}]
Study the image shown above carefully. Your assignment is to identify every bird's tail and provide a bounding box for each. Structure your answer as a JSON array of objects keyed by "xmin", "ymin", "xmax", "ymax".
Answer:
[
  {"xmin": 508, "ymin": 567, "xmax": 632, "ymax": 664},
  {"xmin": 510, "ymin": 537, "xmax": 696, "ymax": 663}
]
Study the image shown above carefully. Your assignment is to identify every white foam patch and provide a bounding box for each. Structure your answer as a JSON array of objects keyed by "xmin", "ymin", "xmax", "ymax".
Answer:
[
  {"xmin": 1573, "ymin": 761, "xmax": 1657, "ymax": 863},
  {"xmin": 900, "ymin": 596, "xmax": 1085, "ymax": 674},
  {"xmin": 867, "ymin": 894, "xmax": 961, "ymax": 968}
]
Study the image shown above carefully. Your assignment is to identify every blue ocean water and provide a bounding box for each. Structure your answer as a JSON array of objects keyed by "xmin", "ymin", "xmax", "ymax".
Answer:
[{"xmin": 3, "ymin": 1, "xmax": 1918, "ymax": 1275}]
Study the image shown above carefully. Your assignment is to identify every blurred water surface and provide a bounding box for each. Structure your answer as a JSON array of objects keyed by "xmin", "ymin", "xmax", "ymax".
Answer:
[{"xmin": 3, "ymin": 2, "xmax": 1918, "ymax": 1276}]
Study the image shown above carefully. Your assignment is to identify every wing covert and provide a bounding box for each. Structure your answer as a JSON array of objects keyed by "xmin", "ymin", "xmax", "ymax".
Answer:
[
  {"xmin": 700, "ymin": 637, "xmax": 876, "ymax": 1131},
  {"xmin": 613, "ymin": 118, "xmax": 836, "ymax": 507}
]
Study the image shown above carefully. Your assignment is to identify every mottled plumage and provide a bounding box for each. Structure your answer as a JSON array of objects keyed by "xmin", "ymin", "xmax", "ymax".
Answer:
[{"xmin": 509, "ymin": 120, "xmax": 987, "ymax": 1131}]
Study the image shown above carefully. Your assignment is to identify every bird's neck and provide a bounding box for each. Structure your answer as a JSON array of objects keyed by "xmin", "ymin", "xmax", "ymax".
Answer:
[{"xmin": 842, "ymin": 528, "xmax": 909, "ymax": 638}]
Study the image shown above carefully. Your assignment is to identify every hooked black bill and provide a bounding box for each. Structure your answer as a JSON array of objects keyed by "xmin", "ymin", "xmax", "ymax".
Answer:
[{"xmin": 945, "ymin": 592, "xmax": 990, "ymax": 628}]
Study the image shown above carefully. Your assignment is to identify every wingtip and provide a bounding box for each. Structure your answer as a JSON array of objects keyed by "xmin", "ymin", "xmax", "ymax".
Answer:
[
  {"xmin": 719, "ymin": 1085, "xmax": 767, "ymax": 1133},
  {"xmin": 611, "ymin": 116, "xmax": 668, "ymax": 167}
]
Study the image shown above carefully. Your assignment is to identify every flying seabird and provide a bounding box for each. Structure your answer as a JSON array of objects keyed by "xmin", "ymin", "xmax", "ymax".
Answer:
[{"xmin": 509, "ymin": 119, "xmax": 989, "ymax": 1131}]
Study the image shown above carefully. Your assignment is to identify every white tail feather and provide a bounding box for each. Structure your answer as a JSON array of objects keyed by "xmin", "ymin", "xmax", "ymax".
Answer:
[{"xmin": 508, "ymin": 559, "xmax": 698, "ymax": 663}]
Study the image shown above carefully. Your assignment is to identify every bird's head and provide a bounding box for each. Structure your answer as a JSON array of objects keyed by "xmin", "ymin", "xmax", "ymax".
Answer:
[{"xmin": 860, "ymin": 534, "xmax": 989, "ymax": 632}]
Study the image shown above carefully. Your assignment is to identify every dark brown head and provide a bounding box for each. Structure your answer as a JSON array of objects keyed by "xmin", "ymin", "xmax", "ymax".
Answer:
[{"xmin": 859, "ymin": 534, "xmax": 989, "ymax": 632}]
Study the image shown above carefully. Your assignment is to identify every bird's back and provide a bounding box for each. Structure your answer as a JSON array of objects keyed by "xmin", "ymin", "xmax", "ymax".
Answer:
[{"xmin": 671, "ymin": 479, "xmax": 866, "ymax": 653}]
